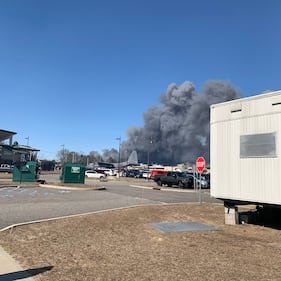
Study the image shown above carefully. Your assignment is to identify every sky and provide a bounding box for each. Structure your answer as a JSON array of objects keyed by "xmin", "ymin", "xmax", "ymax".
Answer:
[{"xmin": 1, "ymin": 0, "xmax": 280, "ymax": 161}]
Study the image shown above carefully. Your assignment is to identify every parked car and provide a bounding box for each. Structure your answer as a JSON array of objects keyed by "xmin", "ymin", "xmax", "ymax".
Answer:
[
  {"xmin": 95, "ymin": 168, "xmax": 116, "ymax": 176},
  {"xmin": 183, "ymin": 173, "xmax": 209, "ymax": 189},
  {"xmin": 154, "ymin": 171, "xmax": 193, "ymax": 188},
  {"xmin": 141, "ymin": 170, "xmax": 150, "ymax": 179},
  {"xmin": 85, "ymin": 170, "xmax": 107, "ymax": 179},
  {"xmin": 154, "ymin": 171, "xmax": 209, "ymax": 189},
  {"xmin": 0, "ymin": 164, "xmax": 13, "ymax": 173},
  {"xmin": 149, "ymin": 169, "xmax": 167, "ymax": 179},
  {"xmin": 124, "ymin": 169, "xmax": 141, "ymax": 178},
  {"xmin": 201, "ymin": 173, "xmax": 210, "ymax": 187}
]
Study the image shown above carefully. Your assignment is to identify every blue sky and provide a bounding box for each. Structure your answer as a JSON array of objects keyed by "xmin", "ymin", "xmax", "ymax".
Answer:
[{"xmin": 1, "ymin": 0, "xmax": 280, "ymax": 160}]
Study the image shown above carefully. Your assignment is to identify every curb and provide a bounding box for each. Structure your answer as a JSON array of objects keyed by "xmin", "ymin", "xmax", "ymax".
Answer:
[
  {"xmin": 0, "ymin": 203, "xmax": 170, "ymax": 232},
  {"xmin": 130, "ymin": 184, "xmax": 199, "ymax": 193},
  {"xmin": 39, "ymin": 184, "xmax": 104, "ymax": 190}
]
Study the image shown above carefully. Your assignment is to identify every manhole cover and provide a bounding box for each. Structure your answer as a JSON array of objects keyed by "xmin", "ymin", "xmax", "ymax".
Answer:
[{"xmin": 149, "ymin": 222, "xmax": 218, "ymax": 233}]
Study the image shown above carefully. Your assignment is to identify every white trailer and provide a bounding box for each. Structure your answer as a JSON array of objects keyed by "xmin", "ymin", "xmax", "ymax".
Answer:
[{"xmin": 210, "ymin": 90, "xmax": 281, "ymax": 223}]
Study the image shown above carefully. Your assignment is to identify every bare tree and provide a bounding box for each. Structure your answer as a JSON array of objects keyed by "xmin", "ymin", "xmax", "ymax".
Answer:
[{"xmin": 56, "ymin": 148, "xmax": 70, "ymax": 163}]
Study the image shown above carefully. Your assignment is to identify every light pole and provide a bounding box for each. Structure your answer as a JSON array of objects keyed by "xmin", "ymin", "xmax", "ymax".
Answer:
[
  {"xmin": 116, "ymin": 137, "xmax": 121, "ymax": 177},
  {"xmin": 147, "ymin": 137, "xmax": 152, "ymax": 179},
  {"xmin": 25, "ymin": 137, "xmax": 31, "ymax": 160}
]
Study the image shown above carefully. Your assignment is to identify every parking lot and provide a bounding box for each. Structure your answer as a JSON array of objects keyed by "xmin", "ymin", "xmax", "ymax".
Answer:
[{"xmin": 0, "ymin": 174, "xmax": 218, "ymax": 230}]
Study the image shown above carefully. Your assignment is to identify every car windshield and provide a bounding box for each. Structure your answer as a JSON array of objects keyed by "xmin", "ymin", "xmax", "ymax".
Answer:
[{"xmin": 181, "ymin": 172, "xmax": 193, "ymax": 177}]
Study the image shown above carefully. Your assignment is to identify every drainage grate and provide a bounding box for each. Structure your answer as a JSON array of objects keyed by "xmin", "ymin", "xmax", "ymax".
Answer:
[{"xmin": 149, "ymin": 222, "xmax": 218, "ymax": 233}]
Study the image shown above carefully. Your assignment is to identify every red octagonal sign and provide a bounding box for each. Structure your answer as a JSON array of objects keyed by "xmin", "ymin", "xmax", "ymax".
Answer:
[{"xmin": 196, "ymin": 157, "xmax": 206, "ymax": 173}]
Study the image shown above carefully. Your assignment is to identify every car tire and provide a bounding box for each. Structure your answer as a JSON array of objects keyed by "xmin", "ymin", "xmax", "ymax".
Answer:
[
  {"xmin": 157, "ymin": 180, "xmax": 162, "ymax": 186},
  {"xmin": 178, "ymin": 181, "xmax": 184, "ymax": 188}
]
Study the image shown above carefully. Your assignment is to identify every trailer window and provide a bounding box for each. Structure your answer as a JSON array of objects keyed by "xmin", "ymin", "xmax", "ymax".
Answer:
[{"xmin": 240, "ymin": 133, "xmax": 276, "ymax": 158}]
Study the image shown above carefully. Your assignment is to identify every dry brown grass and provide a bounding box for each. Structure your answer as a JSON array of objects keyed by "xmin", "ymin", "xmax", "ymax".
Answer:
[{"xmin": 0, "ymin": 203, "xmax": 281, "ymax": 281}]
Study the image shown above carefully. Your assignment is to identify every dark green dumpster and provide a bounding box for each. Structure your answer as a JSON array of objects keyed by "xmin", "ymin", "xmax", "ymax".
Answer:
[
  {"xmin": 61, "ymin": 163, "xmax": 85, "ymax": 184},
  {"xmin": 13, "ymin": 161, "xmax": 37, "ymax": 182}
]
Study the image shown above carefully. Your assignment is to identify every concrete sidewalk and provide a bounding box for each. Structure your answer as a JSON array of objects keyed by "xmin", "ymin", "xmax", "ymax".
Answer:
[
  {"xmin": 1, "ymin": 176, "xmax": 46, "ymax": 280},
  {"xmin": 0, "ymin": 246, "xmax": 35, "ymax": 280}
]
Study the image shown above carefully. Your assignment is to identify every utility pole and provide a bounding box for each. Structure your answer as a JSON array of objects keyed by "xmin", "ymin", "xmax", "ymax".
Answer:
[
  {"xmin": 61, "ymin": 144, "xmax": 65, "ymax": 164},
  {"xmin": 25, "ymin": 137, "xmax": 31, "ymax": 161},
  {"xmin": 147, "ymin": 136, "xmax": 152, "ymax": 180},
  {"xmin": 116, "ymin": 137, "xmax": 121, "ymax": 177}
]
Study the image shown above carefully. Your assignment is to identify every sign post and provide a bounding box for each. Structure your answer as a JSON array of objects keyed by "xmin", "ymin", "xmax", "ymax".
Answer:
[{"xmin": 196, "ymin": 157, "xmax": 206, "ymax": 204}]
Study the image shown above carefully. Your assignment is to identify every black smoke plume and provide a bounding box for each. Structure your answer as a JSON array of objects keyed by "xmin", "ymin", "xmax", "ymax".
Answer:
[{"xmin": 121, "ymin": 80, "xmax": 241, "ymax": 165}]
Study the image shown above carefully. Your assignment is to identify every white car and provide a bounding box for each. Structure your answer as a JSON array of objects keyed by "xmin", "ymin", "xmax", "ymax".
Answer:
[
  {"xmin": 102, "ymin": 168, "xmax": 117, "ymax": 176},
  {"xmin": 85, "ymin": 170, "xmax": 107, "ymax": 179},
  {"xmin": 192, "ymin": 175, "xmax": 209, "ymax": 189}
]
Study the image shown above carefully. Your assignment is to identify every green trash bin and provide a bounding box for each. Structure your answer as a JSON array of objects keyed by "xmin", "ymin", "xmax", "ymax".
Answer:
[
  {"xmin": 13, "ymin": 161, "xmax": 37, "ymax": 182},
  {"xmin": 61, "ymin": 163, "xmax": 85, "ymax": 184}
]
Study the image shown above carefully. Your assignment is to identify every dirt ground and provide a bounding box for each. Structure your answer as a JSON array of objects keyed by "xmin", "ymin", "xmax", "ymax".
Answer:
[{"xmin": 0, "ymin": 203, "xmax": 281, "ymax": 281}]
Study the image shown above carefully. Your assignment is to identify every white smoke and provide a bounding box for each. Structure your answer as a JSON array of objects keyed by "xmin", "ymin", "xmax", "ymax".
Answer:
[{"xmin": 121, "ymin": 80, "xmax": 241, "ymax": 165}]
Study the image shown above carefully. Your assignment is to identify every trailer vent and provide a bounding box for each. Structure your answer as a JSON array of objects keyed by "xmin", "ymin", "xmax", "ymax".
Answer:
[
  {"xmin": 231, "ymin": 109, "xmax": 242, "ymax": 113},
  {"xmin": 272, "ymin": 102, "xmax": 281, "ymax": 106},
  {"xmin": 230, "ymin": 104, "xmax": 242, "ymax": 113}
]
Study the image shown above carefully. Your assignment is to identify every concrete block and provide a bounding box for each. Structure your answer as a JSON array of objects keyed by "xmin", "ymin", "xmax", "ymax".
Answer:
[{"xmin": 225, "ymin": 206, "xmax": 239, "ymax": 225}]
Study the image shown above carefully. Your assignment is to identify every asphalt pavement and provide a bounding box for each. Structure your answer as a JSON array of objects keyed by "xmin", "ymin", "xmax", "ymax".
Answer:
[{"xmin": 0, "ymin": 177, "xmax": 219, "ymax": 230}]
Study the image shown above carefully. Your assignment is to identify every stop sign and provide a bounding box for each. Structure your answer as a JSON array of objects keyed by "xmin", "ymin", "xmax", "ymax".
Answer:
[{"xmin": 196, "ymin": 157, "xmax": 206, "ymax": 173}]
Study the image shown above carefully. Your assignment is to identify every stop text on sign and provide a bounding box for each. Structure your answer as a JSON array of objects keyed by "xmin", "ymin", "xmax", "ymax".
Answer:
[{"xmin": 196, "ymin": 157, "xmax": 206, "ymax": 173}]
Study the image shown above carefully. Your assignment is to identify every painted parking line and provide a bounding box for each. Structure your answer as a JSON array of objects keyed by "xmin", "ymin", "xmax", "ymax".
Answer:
[
  {"xmin": 57, "ymin": 190, "xmax": 71, "ymax": 194},
  {"xmin": 30, "ymin": 190, "xmax": 38, "ymax": 196},
  {"xmin": 0, "ymin": 187, "xmax": 71, "ymax": 198},
  {"xmin": 18, "ymin": 189, "xmax": 28, "ymax": 193},
  {"xmin": 0, "ymin": 194, "xmax": 13, "ymax": 198}
]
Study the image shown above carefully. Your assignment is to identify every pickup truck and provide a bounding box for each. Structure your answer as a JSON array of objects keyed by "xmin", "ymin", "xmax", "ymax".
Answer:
[
  {"xmin": 0, "ymin": 164, "xmax": 13, "ymax": 173},
  {"xmin": 153, "ymin": 171, "xmax": 194, "ymax": 188}
]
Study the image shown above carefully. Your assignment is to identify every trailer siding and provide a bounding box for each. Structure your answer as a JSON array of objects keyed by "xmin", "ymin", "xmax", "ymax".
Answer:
[{"xmin": 211, "ymin": 90, "xmax": 281, "ymax": 205}]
